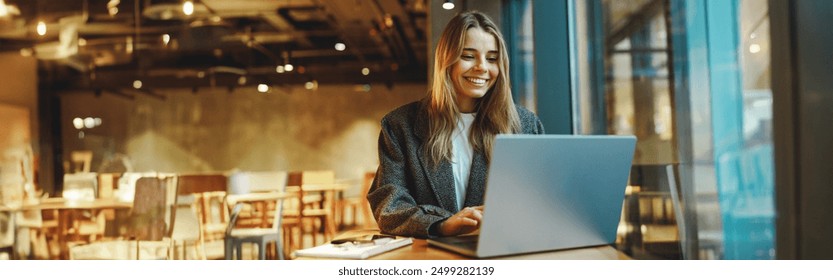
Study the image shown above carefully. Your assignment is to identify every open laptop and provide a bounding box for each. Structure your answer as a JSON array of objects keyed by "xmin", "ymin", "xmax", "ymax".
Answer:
[{"xmin": 427, "ymin": 134, "xmax": 637, "ymax": 258}]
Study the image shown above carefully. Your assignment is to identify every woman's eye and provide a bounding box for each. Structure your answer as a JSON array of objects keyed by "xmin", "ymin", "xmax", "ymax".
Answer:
[
  {"xmin": 461, "ymin": 55, "xmax": 474, "ymax": 60},
  {"xmin": 487, "ymin": 57, "xmax": 498, "ymax": 62}
]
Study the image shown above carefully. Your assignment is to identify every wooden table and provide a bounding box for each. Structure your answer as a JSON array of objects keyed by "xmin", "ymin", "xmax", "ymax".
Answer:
[
  {"xmin": 294, "ymin": 229, "xmax": 632, "ymax": 260},
  {"xmin": 24, "ymin": 197, "xmax": 133, "ymax": 259}
]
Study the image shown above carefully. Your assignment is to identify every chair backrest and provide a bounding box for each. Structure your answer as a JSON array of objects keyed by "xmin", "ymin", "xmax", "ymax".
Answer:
[
  {"xmin": 225, "ymin": 192, "xmax": 288, "ymax": 236},
  {"xmin": 226, "ymin": 171, "xmax": 289, "ymax": 230},
  {"xmin": 177, "ymin": 174, "xmax": 227, "ymax": 195},
  {"xmin": 131, "ymin": 176, "xmax": 177, "ymax": 241},
  {"xmin": 301, "ymin": 170, "xmax": 335, "ymax": 185},
  {"xmin": 69, "ymin": 150, "xmax": 93, "ymax": 173},
  {"xmin": 193, "ymin": 191, "xmax": 228, "ymax": 242},
  {"xmin": 170, "ymin": 194, "xmax": 201, "ymax": 242},
  {"xmin": 97, "ymin": 173, "xmax": 120, "ymax": 199},
  {"xmin": 63, "ymin": 172, "xmax": 99, "ymax": 201},
  {"xmin": 116, "ymin": 172, "xmax": 145, "ymax": 202},
  {"xmin": 229, "ymin": 171, "xmax": 288, "ymax": 194}
]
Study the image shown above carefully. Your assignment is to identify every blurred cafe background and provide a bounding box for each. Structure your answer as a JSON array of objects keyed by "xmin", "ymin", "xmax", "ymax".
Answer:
[{"xmin": 0, "ymin": 0, "xmax": 831, "ymax": 260}]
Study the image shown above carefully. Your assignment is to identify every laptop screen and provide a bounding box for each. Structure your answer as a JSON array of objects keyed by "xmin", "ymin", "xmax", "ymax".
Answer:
[{"xmin": 473, "ymin": 135, "xmax": 636, "ymax": 258}]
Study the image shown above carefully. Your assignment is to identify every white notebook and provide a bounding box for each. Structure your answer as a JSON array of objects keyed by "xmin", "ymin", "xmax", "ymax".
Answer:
[{"xmin": 294, "ymin": 238, "xmax": 413, "ymax": 259}]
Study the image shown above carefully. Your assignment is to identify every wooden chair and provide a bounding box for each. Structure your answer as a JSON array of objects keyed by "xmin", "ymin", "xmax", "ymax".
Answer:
[
  {"xmin": 338, "ymin": 171, "xmax": 378, "ymax": 230},
  {"xmin": 69, "ymin": 174, "xmax": 177, "ymax": 260},
  {"xmin": 224, "ymin": 192, "xmax": 289, "ymax": 260},
  {"xmin": 170, "ymin": 193, "xmax": 205, "ymax": 259},
  {"xmin": 176, "ymin": 174, "xmax": 229, "ymax": 250},
  {"xmin": 284, "ymin": 171, "xmax": 339, "ymax": 250},
  {"xmin": 226, "ymin": 171, "xmax": 288, "ymax": 229},
  {"xmin": 96, "ymin": 173, "xmax": 120, "ymax": 237},
  {"xmin": 62, "ymin": 173, "xmax": 106, "ymax": 243},
  {"xmin": 127, "ymin": 175, "xmax": 177, "ymax": 259},
  {"xmin": 193, "ymin": 191, "xmax": 228, "ymax": 244}
]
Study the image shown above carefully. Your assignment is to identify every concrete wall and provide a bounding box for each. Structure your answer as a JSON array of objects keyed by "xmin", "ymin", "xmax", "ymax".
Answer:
[
  {"xmin": 0, "ymin": 52, "xmax": 38, "ymax": 153},
  {"xmin": 60, "ymin": 83, "xmax": 426, "ymax": 180}
]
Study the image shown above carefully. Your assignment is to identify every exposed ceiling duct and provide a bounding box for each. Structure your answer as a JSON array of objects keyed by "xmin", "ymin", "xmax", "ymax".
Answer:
[{"xmin": 0, "ymin": 0, "xmax": 428, "ymax": 90}]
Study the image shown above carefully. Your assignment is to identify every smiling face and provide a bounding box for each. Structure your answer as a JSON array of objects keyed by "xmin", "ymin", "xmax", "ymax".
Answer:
[{"xmin": 450, "ymin": 27, "xmax": 499, "ymax": 113}]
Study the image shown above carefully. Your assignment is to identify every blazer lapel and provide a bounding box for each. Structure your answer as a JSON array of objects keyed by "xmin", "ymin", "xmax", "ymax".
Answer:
[
  {"xmin": 420, "ymin": 159, "xmax": 457, "ymax": 212},
  {"xmin": 463, "ymin": 149, "xmax": 487, "ymax": 207},
  {"xmin": 414, "ymin": 101, "xmax": 457, "ymax": 212}
]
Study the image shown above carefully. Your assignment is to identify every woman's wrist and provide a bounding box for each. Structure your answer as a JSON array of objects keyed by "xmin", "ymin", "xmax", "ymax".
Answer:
[{"xmin": 429, "ymin": 219, "xmax": 448, "ymax": 236}]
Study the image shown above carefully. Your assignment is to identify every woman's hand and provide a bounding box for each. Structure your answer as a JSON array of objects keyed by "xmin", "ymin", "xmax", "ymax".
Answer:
[{"xmin": 438, "ymin": 206, "xmax": 484, "ymax": 236}]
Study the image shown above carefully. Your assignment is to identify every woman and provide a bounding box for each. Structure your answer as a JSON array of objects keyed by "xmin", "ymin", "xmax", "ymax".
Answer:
[{"xmin": 367, "ymin": 11, "xmax": 545, "ymax": 238}]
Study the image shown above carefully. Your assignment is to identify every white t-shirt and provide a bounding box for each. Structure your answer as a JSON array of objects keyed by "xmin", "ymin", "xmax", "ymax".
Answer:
[{"xmin": 450, "ymin": 113, "xmax": 476, "ymax": 211}]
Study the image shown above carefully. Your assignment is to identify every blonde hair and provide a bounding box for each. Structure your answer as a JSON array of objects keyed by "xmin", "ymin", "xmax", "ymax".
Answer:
[{"xmin": 425, "ymin": 11, "xmax": 521, "ymax": 166}]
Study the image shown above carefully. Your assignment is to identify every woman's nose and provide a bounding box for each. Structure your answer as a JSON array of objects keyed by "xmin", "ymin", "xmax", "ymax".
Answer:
[{"xmin": 473, "ymin": 58, "xmax": 486, "ymax": 72}]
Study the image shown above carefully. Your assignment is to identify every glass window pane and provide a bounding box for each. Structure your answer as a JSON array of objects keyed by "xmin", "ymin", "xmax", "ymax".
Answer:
[{"xmin": 575, "ymin": 0, "xmax": 774, "ymax": 259}]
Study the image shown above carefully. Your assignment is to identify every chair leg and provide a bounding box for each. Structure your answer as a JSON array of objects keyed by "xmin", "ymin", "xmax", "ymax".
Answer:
[
  {"xmin": 276, "ymin": 233, "xmax": 284, "ymax": 260},
  {"xmin": 258, "ymin": 240, "xmax": 266, "ymax": 260},
  {"xmin": 198, "ymin": 240, "xmax": 207, "ymax": 260},
  {"xmin": 170, "ymin": 240, "xmax": 177, "ymax": 259},
  {"xmin": 224, "ymin": 239, "xmax": 232, "ymax": 260}
]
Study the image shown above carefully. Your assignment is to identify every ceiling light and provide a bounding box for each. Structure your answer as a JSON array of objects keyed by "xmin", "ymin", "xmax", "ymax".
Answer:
[
  {"xmin": 132, "ymin": 80, "xmax": 142, "ymax": 89},
  {"xmin": 334, "ymin": 42, "xmax": 346, "ymax": 51},
  {"xmin": 282, "ymin": 50, "xmax": 294, "ymax": 72},
  {"xmin": 275, "ymin": 65, "xmax": 285, "ymax": 73},
  {"xmin": 72, "ymin": 118, "xmax": 84, "ymax": 130},
  {"xmin": 183, "ymin": 1, "xmax": 194, "ymax": 16},
  {"xmin": 0, "ymin": 2, "xmax": 20, "ymax": 18},
  {"xmin": 19, "ymin": 48, "xmax": 32, "ymax": 57},
  {"xmin": 126, "ymin": 36, "xmax": 133, "ymax": 53},
  {"xmin": 237, "ymin": 76, "xmax": 247, "ymax": 85},
  {"xmin": 0, "ymin": 1, "xmax": 7, "ymax": 17},
  {"xmin": 83, "ymin": 117, "xmax": 95, "ymax": 129},
  {"xmin": 162, "ymin": 34, "xmax": 170, "ymax": 45},
  {"xmin": 108, "ymin": 7, "xmax": 118, "ymax": 16},
  {"xmin": 749, "ymin": 44, "xmax": 761, "ymax": 54},
  {"xmin": 257, "ymin": 84, "xmax": 269, "ymax": 93},
  {"xmin": 361, "ymin": 67, "xmax": 370, "ymax": 76},
  {"xmin": 442, "ymin": 0, "xmax": 455, "ymax": 10},
  {"xmin": 36, "ymin": 21, "xmax": 46, "ymax": 36}
]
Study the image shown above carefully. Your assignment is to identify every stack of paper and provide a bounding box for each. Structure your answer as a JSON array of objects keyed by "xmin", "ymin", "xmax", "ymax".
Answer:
[{"xmin": 294, "ymin": 238, "xmax": 413, "ymax": 259}]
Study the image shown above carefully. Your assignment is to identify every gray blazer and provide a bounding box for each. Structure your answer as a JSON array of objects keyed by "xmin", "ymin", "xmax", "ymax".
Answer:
[{"xmin": 368, "ymin": 100, "xmax": 545, "ymax": 237}]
